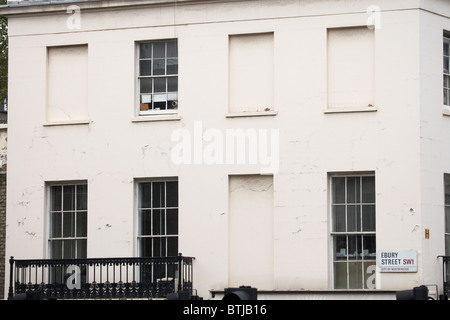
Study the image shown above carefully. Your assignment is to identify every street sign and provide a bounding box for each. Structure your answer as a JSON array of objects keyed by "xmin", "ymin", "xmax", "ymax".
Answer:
[{"xmin": 378, "ymin": 250, "xmax": 418, "ymax": 273}]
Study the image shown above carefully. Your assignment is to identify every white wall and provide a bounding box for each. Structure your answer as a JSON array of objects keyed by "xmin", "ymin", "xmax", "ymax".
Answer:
[
  {"xmin": 3, "ymin": 0, "xmax": 449, "ymax": 299},
  {"xmin": 418, "ymin": 7, "xmax": 450, "ymax": 290}
]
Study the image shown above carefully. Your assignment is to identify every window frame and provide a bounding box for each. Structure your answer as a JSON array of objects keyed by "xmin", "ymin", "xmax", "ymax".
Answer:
[
  {"xmin": 136, "ymin": 179, "xmax": 179, "ymax": 258},
  {"xmin": 444, "ymin": 31, "xmax": 450, "ymax": 109},
  {"xmin": 445, "ymin": 174, "xmax": 450, "ymax": 256},
  {"xmin": 329, "ymin": 173, "xmax": 376, "ymax": 290},
  {"xmin": 47, "ymin": 181, "xmax": 88, "ymax": 260},
  {"xmin": 136, "ymin": 39, "xmax": 179, "ymax": 117}
]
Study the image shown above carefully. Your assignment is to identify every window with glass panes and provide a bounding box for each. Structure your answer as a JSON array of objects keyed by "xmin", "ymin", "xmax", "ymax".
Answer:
[
  {"xmin": 445, "ymin": 32, "xmax": 449, "ymax": 107},
  {"xmin": 445, "ymin": 175, "xmax": 450, "ymax": 256},
  {"xmin": 48, "ymin": 183, "xmax": 87, "ymax": 259},
  {"xmin": 331, "ymin": 175, "xmax": 376, "ymax": 289},
  {"xmin": 138, "ymin": 40, "xmax": 178, "ymax": 115},
  {"xmin": 137, "ymin": 180, "xmax": 178, "ymax": 258}
]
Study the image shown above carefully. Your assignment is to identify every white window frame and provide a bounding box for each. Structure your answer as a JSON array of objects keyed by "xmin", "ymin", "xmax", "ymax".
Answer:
[
  {"xmin": 445, "ymin": 174, "xmax": 450, "ymax": 256},
  {"xmin": 329, "ymin": 173, "xmax": 376, "ymax": 290},
  {"xmin": 47, "ymin": 181, "xmax": 88, "ymax": 260},
  {"xmin": 136, "ymin": 40, "xmax": 178, "ymax": 116},
  {"xmin": 136, "ymin": 179, "xmax": 179, "ymax": 258},
  {"xmin": 444, "ymin": 32, "xmax": 450, "ymax": 109}
]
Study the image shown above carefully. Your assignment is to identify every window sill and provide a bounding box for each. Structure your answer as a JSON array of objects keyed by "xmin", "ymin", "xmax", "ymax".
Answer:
[
  {"xmin": 226, "ymin": 111, "xmax": 278, "ymax": 118},
  {"xmin": 443, "ymin": 108, "xmax": 450, "ymax": 116},
  {"xmin": 324, "ymin": 106, "xmax": 378, "ymax": 114},
  {"xmin": 43, "ymin": 120, "xmax": 91, "ymax": 127},
  {"xmin": 0, "ymin": 124, "xmax": 7, "ymax": 130},
  {"xmin": 132, "ymin": 114, "xmax": 181, "ymax": 123}
]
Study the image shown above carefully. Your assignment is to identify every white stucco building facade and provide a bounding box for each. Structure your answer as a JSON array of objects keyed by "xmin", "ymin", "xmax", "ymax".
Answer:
[{"xmin": 1, "ymin": 0, "xmax": 450, "ymax": 300}]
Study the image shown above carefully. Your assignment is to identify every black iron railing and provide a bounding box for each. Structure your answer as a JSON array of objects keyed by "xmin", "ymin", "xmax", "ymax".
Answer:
[
  {"xmin": 439, "ymin": 256, "xmax": 450, "ymax": 298},
  {"xmin": 8, "ymin": 254, "xmax": 194, "ymax": 300}
]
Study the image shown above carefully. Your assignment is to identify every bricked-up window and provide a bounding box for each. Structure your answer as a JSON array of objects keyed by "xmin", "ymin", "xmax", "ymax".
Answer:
[
  {"xmin": 47, "ymin": 45, "xmax": 88, "ymax": 122},
  {"xmin": 228, "ymin": 33, "xmax": 274, "ymax": 113},
  {"xmin": 444, "ymin": 32, "xmax": 450, "ymax": 107},
  {"xmin": 331, "ymin": 174, "xmax": 376, "ymax": 289},
  {"xmin": 137, "ymin": 180, "xmax": 178, "ymax": 258},
  {"xmin": 48, "ymin": 183, "xmax": 87, "ymax": 259},
  {"xmin": 327, "ymin": 27, "xmax": 375, "ymax": 109},
  {"xmin": 138, "ymin": 40, "xmax": 178, "ymax": 115}
]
